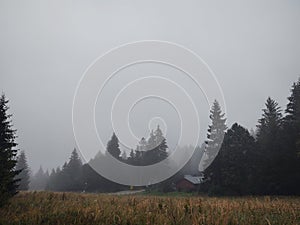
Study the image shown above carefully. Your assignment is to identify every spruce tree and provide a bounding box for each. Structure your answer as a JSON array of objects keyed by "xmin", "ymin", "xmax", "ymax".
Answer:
[
  {"xmin": 154, "ymin": 125, "xmax": 168, "ymax": 161},
  {"xmin": 0, "ymin": 94, "xmax": 19, "ymax": 206},
  {"xmin": 67, "ymin": 148, "xmax": 82, "ymax": 176},
  {"xmin": 205, "ymin": 123, "xmax": 256, "ymax": 195},
  {"xmin": 256, "ymin": 97, "xmax": 282, "ymax": 142},
  {"xmin": 285, "ymin": 78, "xmax": 300, "ymax": 125},
  {"xmin": 281, "ymin": 78, "xmax": 300, "ymax": 194},
  {"xmin": 15, "ymin": 151, "xmax": 31, "ymax": 190},
  {"xmin": 144, "ymin": 125, "xmax": 168, "ymax": 165},
  {"xmin": 127, "ymin": 149, "xmax": 136, "ymax": 165},
  {"xmin": 64, "ymin": 148, "xmax": 83, "ymax": 191},
  {"xmin": 203, "ymin": 100, "xmax": 227, "ymax": 170},
  {"xmin": 107, "ymin": 133, "xmax": 121, "ymax": 159},
  {"xmin": 256, "ymin": 97, "xmax": 282, "ymax": 194}
]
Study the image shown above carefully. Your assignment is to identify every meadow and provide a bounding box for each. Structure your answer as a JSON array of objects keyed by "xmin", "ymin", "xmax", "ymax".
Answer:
[{"xmin": 0, "ymin": 192, "xmax": 299, "ymax": 225}]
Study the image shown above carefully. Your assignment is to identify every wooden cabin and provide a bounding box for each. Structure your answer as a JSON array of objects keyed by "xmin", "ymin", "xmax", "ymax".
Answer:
[{"xmin": 176, "ymin": 175, "xmax": 204, "ymax": 192}]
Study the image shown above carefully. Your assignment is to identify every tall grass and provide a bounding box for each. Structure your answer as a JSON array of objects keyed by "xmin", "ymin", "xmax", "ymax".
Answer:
[{"xmin": 0, "ymin": 192, "xmax": 299, "ymax": 225}]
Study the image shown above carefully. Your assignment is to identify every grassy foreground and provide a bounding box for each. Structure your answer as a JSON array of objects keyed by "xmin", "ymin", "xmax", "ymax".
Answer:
[{"xmin": 0, "ymin": 192, "xmax": 299, "ymax": 225}]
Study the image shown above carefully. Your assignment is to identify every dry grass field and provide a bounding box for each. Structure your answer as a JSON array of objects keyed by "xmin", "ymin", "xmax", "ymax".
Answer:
[{"xmin": 0, "ymin": 192, "xmax": 299, "ymax": 225}]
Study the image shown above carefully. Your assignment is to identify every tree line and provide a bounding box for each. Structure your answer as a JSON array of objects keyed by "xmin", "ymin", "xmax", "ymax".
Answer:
[
  {"xmin": 32, "ymin": 125, "xmax": 170, "ymax": 192},
  {"xmin": 1, "ymin": 78, "xmax": 300, "ymax": 206},
  {"xmin": 9, "ymin": 124, "xmax": 201, "ymax": 193},
  {"xmin": 203, "ymin": 79, "xmax": 300, "ymax": 195}
]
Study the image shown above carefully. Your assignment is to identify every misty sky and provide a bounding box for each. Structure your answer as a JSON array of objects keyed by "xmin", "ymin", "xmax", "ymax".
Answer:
[{"xmin": 1, "ymin": 0, "xmax": 300, "ymax": 173}]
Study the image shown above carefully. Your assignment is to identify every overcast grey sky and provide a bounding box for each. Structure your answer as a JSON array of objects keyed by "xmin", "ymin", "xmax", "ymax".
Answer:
[{"xmin": 1, "ymin": 0, "xmax": 300, "ymax": 172}]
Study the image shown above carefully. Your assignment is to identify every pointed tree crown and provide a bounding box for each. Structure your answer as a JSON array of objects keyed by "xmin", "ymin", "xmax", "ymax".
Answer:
[
  {"xmin": 256, "ymin": 97, "xmax": 282, "ymax": 141},
  {"xmin": 107, "ymin": 132, "xmax": 121, "ymax": 158},
  {"xmin": 285, "ymin": 78, "xmax": 300, "ymax": 125}
]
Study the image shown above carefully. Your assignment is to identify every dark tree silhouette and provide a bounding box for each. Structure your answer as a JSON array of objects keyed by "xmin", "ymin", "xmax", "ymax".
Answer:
[
  {"xmin": 46, "ymin": 148, "xmax": 83, "ymax": 192},
  {"xmin": 127, "ymin": 149, "xmax": 135, "ymax": 165},
  {"xmin": 153, "ymin": 125, "xmax": 168, "ymax": 161},
  {"xmin": 255, "ymin": 97, "xmax": 283, "ymax": 194},
  {"xmin": 64, "ymin": 148, "xmax": 83, "ymax": 191},
  {"xmin": 256, "ymin": 97, "xmax": 282, "ymax": 141},
  {"xmin": 205, "ymin": 123, "xmax": 256, "ymax": 195},
  {"xmin": 15, "ymin": 151, "xmax": 31, "ymax": 190},
  {"xmin": 143, "ymin": 125, "xmax": 168, "ymax": 165},
  {"xmin": 107, "ymin": 133, "xmax": 121, "ymax": 159},
  {"xmin": 41, "ymin": 79, "xmax": 300, "ymax": 195},
  {"xmin": 181, "ymin": 144, "xmax": 205, "ymax": 175},
  {"xmin": 280, "ymin": 78, "xmax": 300, "ymax": 194},
  {"xmin": 66, "ymin": 149, "xmax": 82, "ymax": 177},
  {"xmin": 0, "ymin": 94, "xmax": 19, "ymax": 206}
]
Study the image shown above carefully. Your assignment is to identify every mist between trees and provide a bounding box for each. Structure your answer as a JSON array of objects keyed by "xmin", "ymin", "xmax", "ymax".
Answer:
[{"xmin": 1, "ymin": 78, "xmax": 300, "ymax": 205}]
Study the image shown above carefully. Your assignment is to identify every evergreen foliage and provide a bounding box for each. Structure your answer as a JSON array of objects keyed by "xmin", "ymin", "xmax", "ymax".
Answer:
[
  {"xmin": 107, "ymin": 133, "xmax": 121, "ymax": 159},
  {"xmin": 15, "ymin": 151, "xmax": 31, "ymax": 190},
  {"xmin": 203, "ymin": 100, "xmax": 227, "ymax": 169},
  {"xmin": 0, "ymin": 94, "xmax": 19, "ymax": 206},
  {"xmin": 29, "ymin": 78, "xmax": 300, "ymax": 195}
]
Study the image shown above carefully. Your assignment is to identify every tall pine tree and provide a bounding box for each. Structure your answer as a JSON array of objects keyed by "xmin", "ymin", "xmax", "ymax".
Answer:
[
  {"xmin": 203, "ymin": 100, "xmax": 227, "ymax": 170},
  {"xmin": 255, "ymin": 97, "xmax": 283, "ymax": 194},
  {"xmin": 64, "ymin": 148, "xmax": 83, "ymax": 191},
  {"xmin": 281, "ymin": 78, "xmax": 300, "ymax": 194},
  {"xmin": 0, "ymin": 94, "xmax": 19, "ymax": 206}
]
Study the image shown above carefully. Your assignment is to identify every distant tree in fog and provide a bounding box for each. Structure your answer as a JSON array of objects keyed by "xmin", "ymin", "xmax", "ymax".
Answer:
[
  {"xmin": 46, "ymin": 148, "xmax": 83, "ymax": 191},
  {"xmin": 203, "ymin": 100, "xmax": 227, "ymax": 169},
  {"xmin": 107, "ymin": 133, "xmax": 121, "ymax": 159},
  {"xmin": 15, "ymin": 151, "xmax": 31, "ymax": 190},
  {"xmin": 126, "ymin": 125, "xmax": 168, "ymax": 166},
  {"xmin": 30, "ymin": 166, "xmax": 49, "ymax": 190}
]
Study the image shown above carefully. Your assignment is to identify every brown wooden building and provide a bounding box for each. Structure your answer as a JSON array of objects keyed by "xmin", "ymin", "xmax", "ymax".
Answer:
[{"xmin": 176, "ymin": 175, "xmax": 204, "ymax": 192}]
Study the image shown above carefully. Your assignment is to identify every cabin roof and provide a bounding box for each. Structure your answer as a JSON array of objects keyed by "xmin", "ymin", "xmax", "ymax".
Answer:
[{"xmin": 183, "ymin": 175, "xmax": 203, "ymax": 184}]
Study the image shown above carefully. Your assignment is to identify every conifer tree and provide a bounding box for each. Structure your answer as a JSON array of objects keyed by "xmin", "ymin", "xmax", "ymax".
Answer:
[
  {"xmin": 15, "ymin": 151, "xmax": 31, "ymax": 190},
  {"xmin": 0, "ymin": 94, "xmax": 19, "ymax": 206},
  {"xmin": 256, "ymin": 97, "xmax": 282, "ymax": 142},
  {"xmin": 205, "ymin": 123, "xmax": 256, "ymax": 195},
  {"xmin": 281, "ymin": 78, "xmax": 300, "ymax": 194},
  {"xmin": 67, "ymin": 148, "xmax": 82, "ymax": 176},
  {"xmin": 203, "ymin": 100, "xmax": 227, "ymax": 170},
  {"xmin": 144, "ymin": 125, "xmax": 168, "ymax": 165},
  {"xmin": 127, "ymin": 149, "xmax": 136, "ymax": 165},
  {"xmin": 256, "ymin": 97, "xmax": 282, "ymax": 194},
  {"xmin": 154, "ymin": 125, "xmax": 168, "ymax": 161},
  {"xmin": 107, "ymin": 133, "xmax": 121, "ymax": 159},
  {"xmin": 64, "ymin": 148, "xmax": 83, "ymax": 191}
]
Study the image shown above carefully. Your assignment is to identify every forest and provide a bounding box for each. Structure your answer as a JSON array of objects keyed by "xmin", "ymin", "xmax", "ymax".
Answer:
[{"xmin": 1, "ymin": 78, "xmax": 300, "ymax": 207}]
